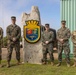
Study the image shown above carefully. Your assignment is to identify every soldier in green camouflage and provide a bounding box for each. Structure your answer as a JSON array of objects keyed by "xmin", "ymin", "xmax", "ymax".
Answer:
[
  {"xmin": 42, "ymin": 24, "xmax": 54, "ymax": 65},
  {"xmin": 56, "ymin": 20, "xmax": 71, "ymax": 67},
  {"xmin": 0, "ymin": 27, "xmax": 3, "ymax": 67},
  {"xmin": 71, "ymin": 31, "xmax": 76, "ymax": 67},
  {"xmin": 6, "ymin": 16, "xmax": 21, "ymax": 68}
]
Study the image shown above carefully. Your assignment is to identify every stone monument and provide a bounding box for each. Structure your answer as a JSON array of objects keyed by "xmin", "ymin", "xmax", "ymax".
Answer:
[{"xmin": 21, "ymin": 6, "xmax": 43, "ymax": 64}]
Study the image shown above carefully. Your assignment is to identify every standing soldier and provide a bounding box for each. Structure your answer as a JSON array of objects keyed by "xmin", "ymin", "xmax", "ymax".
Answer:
[
  {"xmin": 71, "ymin": 31, "xmax": 76, "ymax": 67},
  {"xmin": 56, "ymin": 20, "xmax": 71, "ymax": 67},
  {"xmin": 42, "ymin": 24, "xmax": 54, "ymax": 65},
  {"xmin": 6, "ymin": 16, "xmax": 21, "ymax": 68},
  {"xmin": 0, "ymin": 27, "xmax": 3, "ymax": 67}
]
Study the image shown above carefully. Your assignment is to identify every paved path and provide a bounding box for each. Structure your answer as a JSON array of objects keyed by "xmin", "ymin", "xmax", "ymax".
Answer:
[
  {"xmin": 2, "ymin": 48, "xmax": 23, "ymax": 60},
  {"xmin": 1, "ymin": 48, "xmax": 58, "ymax": 60}
]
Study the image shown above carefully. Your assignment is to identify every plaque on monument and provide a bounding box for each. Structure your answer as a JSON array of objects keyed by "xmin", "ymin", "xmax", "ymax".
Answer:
[{"xmin": 24, "ymin": 20, "xmax": 41, "ymax": 43}]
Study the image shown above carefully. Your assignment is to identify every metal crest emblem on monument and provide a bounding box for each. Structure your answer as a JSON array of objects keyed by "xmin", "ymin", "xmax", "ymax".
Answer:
[{"xmin": 24, "ymin": 20, "xmax": 41, "ymax": 43}]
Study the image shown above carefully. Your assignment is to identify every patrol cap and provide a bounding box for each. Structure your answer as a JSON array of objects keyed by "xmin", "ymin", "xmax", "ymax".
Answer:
[
  {"xmin": 45, "ymin": 24, "xmax": 49, "ymax": 28},
  {"xmin": 61, "ymin": 20, "xmax": 66, "ymax": 24},
  {"xmin": 11, "ymin": 16, "xmax": 16, "ymax": 20}
]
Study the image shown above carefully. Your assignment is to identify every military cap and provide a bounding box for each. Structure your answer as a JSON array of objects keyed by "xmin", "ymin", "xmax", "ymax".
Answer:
[
  {"xmin": 61, "ymin": 20, "xmax": 66, "ymax": 24},
  {"xmin": 45, "ymin": 24, "xmax": 49, "ymax": 28},
  {"xmin": 11, "ymin": 16, "xmax": 16, "ymax": 20}
]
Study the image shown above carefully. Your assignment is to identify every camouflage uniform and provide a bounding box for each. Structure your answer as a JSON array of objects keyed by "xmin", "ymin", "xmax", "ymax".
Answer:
[
  {"xmin": 57, "ymin": 27, "xmax": 71, "ymax": 63},
  {"xmin": 6, "ymin": 24, "xmax": 21, "ymax": 62},
  {"xmin": 42, "ymin": 30, "xmax": 54, "ymax": 62},
  {"xmin": 0, "ymin": 27, "xmax": 3, "ymax": 61},
  {"xmin": 71, "ymin": 31, "xmax": 76, "ymax": 61}
]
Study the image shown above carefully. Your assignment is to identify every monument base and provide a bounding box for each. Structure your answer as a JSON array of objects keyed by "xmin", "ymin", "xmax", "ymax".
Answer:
[{"xmin": 23, "ymin": 39, "xmax": 43, "ymax": 64}]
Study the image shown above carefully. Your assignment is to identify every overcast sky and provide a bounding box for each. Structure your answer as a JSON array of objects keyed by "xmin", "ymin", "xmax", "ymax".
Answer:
[{"xmin": 0, "ymin": 0, "xmax": 60, "ymax": 36}]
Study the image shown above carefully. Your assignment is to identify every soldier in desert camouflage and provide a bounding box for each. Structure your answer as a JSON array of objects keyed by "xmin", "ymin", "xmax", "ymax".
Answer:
[{"xmin": 6, "ymin": 16, "xmax": 21, "ymax": 68}]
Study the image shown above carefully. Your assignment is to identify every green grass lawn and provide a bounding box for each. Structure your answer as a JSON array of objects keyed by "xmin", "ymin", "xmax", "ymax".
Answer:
[{"xmin": 0, "ymin": 59, "xmax": 76, "ymax": 75}]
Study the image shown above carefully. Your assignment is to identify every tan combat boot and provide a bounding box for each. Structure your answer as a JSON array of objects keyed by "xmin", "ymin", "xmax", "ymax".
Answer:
[
  {"xmin": 51, "ymin": 62, "xmax": 54, "ymax": 66},
  {"xmin": 67, "ymin": 63, "xmax": 70, "ymax": 67},
  {"xmin": 56, "ymin": 62, "xmax": 61, "ymax": 67},
  {"xmin": 72, "ymin": 62, "xmax": 76, "ymax": 67},
  {"xmin": 0, "ymin": 61, "xmax": 3, "ymax": 68},
  {"xmin": 0, "ymin": 63, "xmax": 3, "ymax": 68},
  {"xmin": 41, "ymin": 59, "xmax": 47, "ymax": 65},
  {"xmin": 17, "ymin": 60, "xmax": 21, "ymax": 65},
  {"xmin": 42, "ymin": 61, "xmax": 47, "ymax": 65},
  {"xmin": 7, "ymin": 62, "xmax": 10, "ymax": 68}
]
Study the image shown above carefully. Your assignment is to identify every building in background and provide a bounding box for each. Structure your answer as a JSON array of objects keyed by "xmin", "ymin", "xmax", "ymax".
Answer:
[{"xmin": 60, "ymin": 0, "xmax": 76, "ymax": 54}]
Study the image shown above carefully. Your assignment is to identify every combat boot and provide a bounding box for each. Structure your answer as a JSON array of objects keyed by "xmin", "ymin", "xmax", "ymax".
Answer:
[
  {"xmin": 72, "ymin": 62, "xmax": 76, "ymax": 67},
  {"xmin": 51, "ymin": 62, "xmax": 54, "ymax": 66},
  {"xmin": 56, "ymin": 62, "xmax": 61, "ymax": 67},
  {"xmin": 0, "ymin": 64, "xmax": 3, "ymax": 68},
  {"xmin": 67, "ymin": 63, "xmax": 70, "ymax": 67},
  {"xmin": 0, "ymin": 61, "xmax": 3, "ymax": 68},
  {"xmin": 41, "ymin": 59, "xmax": 47, "ymax": 65},
  {"xmin": 42, "ymin": 61, "xmax": 47, "ymax": 65},
  {"xmin": 7, "ymin": 62, "xmax": 10, "ymax": 68},
  {"xmin": 17, "ymin": 60, "xmax": 21, "ymax": 65}
]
